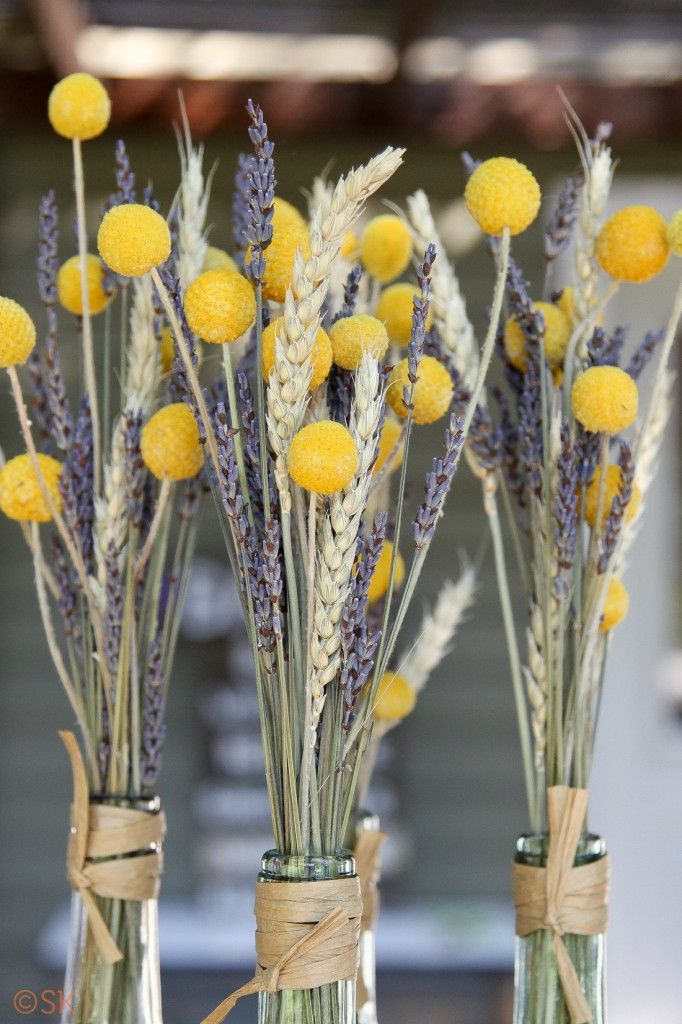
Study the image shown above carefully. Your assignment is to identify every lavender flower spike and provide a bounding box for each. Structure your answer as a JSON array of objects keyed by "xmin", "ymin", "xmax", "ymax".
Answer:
[
  {"xmin": 598, "ymin": 442, "xmax": 635, "ymax": 574},
  {"xmin": 544, "ymin": 169, "xmax": 584, "ymax": 263},
  {"xmin": 232, "ymin": 153, "xmax": 255, "ymax": 264},
  {"xmin": 553, "ymin": 420, "xmax": 579, "ymax": 597},
  {"xmin": 413, "ymin": 413, "xmax": 465, "ymax": 549},
  {"xmin": 140, "ymin": 633, "xmax": 167, "ymax": 794},
  {"xmin": 407, "ymin": 243, "xmax": 437, "ymax": 385},
  {"xmin": 38, "ymin": 190, "xmax": 73, "ymax": 452},
  {"xmin": 245, "ymin": 99, "xmax": 276, "ymax": 288}
]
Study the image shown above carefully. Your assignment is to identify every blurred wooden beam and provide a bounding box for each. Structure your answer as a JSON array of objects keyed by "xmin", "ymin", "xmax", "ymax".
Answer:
[{"xmin": 22, "ymin": 0, "xmax": 87, "ymax": 76}]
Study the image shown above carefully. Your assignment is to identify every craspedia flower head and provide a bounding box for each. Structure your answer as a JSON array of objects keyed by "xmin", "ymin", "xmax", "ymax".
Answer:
[
  {"xmin": 387, "ymin": 355, "xmax": 453, "ymax": 425},
  {"xmin": 572, "ymin": 365, "xmax": 638, "ymax": 434},
  {"xmin": 140, "ymin": 403, "xmax": 203, "ymax": 481},
  {"xmin": 503, "ymin": 301, "xmax": 570, "ymax": 372},
  {"xmin": 184, "ymin": 269, "xmax": 256, "ymax": 344},
  {"xmin": 372, "ymin": 416, "xmax": 404, "ymax": 477},
  {"xmin": 340, "ymin": 230, "xmax": 360, "ymax": 261},
  {"xmin": 599, "ymin": 578, "xmax": 629, "ymax": 633},
  {"xmin": 329, "ymin": 313, "xmax": 389, "ymax": 371},
  {"xmin": 584, "ymin": 464, "xmax": 641, "ymax": 531},
  {"xmin": 251, "ymin": 197, "xmax": 310, "ymax": 303},
  {"xmin": 371, "ymin": 671, "xmax": 416, "ymax": 722},
  {"xmin": 667, "ymin": 211, "xmax": 682, "ymax": 257},
  {"xmin": 202, "ymin": 246, "xmax": 238, "ymax": 274},
  {"xmin": 98, "ymin": 204, "xmax": 171, "ymax": 278},
  {"xmin": 287, "ymin": 421, "xmax": 358, "ymax": 495},
  {"xmin": 48, "ymin": 73, "xmax": 110, "ymax": 141},
  {"xmin": 0, "ymin": 453, "xmax": 62, "ymax": 522},
  {"xmin": 262, "ymin": 317, "xmax": 332, "ymax": 391},
  {"xmin": 376, "ymin": 282, "xmax": 433, "ymax": 345},
  {"xmin": 596, "ymin": 206, "xmax": 669, "ymax": 282},
  {"xmin": 0, "ymin": 297, "xmax": 36, "ymax": 368},
  {"xmin": 57, "ymin": 254, "xmax": 113, "ymax": 316},
  {"xmin": 464, "ymin": 157, "xmax": 540, "ymax": 237},
  {"xmin": 367, "ymin": 540, "xmax": 405, "ymax": 604},
  {"xmin": 360, "ymin": 215, "xmax": 412, "ymax": 284}
]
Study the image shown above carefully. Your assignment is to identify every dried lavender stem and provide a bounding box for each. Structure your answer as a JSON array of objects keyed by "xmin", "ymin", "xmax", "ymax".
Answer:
[
  {"xmin": 221, "ymin": 342, "xmax": 253, "ymax": 529},
  {"xmin": 134, "ymin": 478, "xmax": 172, "ymax": 579}
]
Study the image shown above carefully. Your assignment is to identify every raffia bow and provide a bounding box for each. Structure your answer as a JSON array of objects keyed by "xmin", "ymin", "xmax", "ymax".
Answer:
[
  {"xmin": 59, "ymin": 730, "xmax": 166, "ymax": 966},
  {"xmin": 513, "ymin": 786, "xmax": 610, "ymax": 1024}
]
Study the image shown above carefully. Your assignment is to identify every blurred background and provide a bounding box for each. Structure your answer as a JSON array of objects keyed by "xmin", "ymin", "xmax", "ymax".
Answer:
[{"xmin": 0, "ymin": 1, "xmax": 681, "ymax": 1022}]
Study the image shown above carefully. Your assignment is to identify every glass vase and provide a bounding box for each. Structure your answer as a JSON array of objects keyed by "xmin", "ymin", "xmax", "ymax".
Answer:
[
  {"xmin": 513, "ymin": 833, "xmax": 607, "ymax": 1024},
  {"xmin": 353, "ymin": 810, "xmax": 382, "ymax": 1024},
  {"xmin": 61, "ymin": 796, "xmax": 163, "ymax": 1024},
  {"xmin": 257, "ymin": 850, "xmax": 357, "ymax": 1024}
]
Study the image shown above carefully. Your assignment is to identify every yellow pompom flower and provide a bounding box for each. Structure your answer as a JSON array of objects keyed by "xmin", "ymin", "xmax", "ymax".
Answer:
[
  {"xmin": 667, "ymin": 211, "xmax": 682, "ymax": 257},
  {"xmin": 57, "ymin": 254, "xmax": 113, "ymax": 316},
  {"xmin": 140, "ymin": 404, "xmax": 203, "ymax": 481},
  {"xmin": 372, "ymin": 416, "xmax": 404, "ymax": 477},
  {"xmin": 0, "ymin": 297, "xmax": 36, "ymax": 368},
  {"xmin": 288, "ymin": 421, "xmax": 358, "ymax": 495},
  {"xmin": 599, "ymin": 578, "xmax": 629, "ymax": 633},
  {"xmin": 360, "ymin": 215, "xmax": 413, "ymax": 284},
  {"xmin": 371, "ymin": 671, "xmax": 416, "ymax": 722},
  {"xmin": 0, "ymin": 453, "xmax": 62, "ymax": 522},
  {"xmin": 341, "ymin": 230, "xmax": 360, "ymax": 261},
  {"xmin": 596, "ymin": 206, "xmax": 669, "ymax": 283},
  {"xmin": 572, "ymin": 366, "xmax": 638, "ymax": 435},
  {"xmin": 464, "ymin": 157, "xmax": 540, "ymax": 237},
  {"xmin": 251, "ymin": 198, "xmax": 309, "ymax": 303},
  {"xmin": 202, "ymin": 246, "xmax": 238, "ymax": 274},
  {"xmin": 387, "ymin": 355, "xmax": 453, "ymax": 425},
  {"xmin": 376, "ymin": 282, "xmax": 433, "ymax": 345},
  {"xmin": 184, "ymin": 270, "xmax": 256, "ymax": 344},
  {"xmin": 367, "ymin": 541, "xmax": 405, "ymax": 604},
  {"xmin": 98, "ymin": 204, "xmax": 171, "ymax": 278},
  {"xmin": 48, "ymin": 73, "xmax": 111, "ymax": 141},
  {"xmin": 262, "ymin": 317, "xmax": 332, "ymax": 391},
  {"xmin": 584, "ymin": 465, "xmax": 641, "ymax": 531},
  {"xmin": 504, "ymin": 302, "xmax": 571, "ymax": 372},
  {"xmin": 329, "ymin": 313, "xmax": 389, "ymax": 371}
]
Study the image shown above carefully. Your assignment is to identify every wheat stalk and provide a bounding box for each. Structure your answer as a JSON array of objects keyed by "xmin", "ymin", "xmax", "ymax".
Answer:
[{"xmin": 174, "ymin": 101, "xmax": 214, "ymax": 292}]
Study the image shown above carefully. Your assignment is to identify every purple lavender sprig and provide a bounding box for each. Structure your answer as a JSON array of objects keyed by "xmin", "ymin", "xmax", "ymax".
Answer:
[
  {"xmin": 575, "ymin": 424, "xmax": 602, "ymax": 488},
  {"xmin": 598, "ymin": 442, "xmax": 635, "ymax": 574},
  {"xmin": 518, "ymin": 356, "xmax": 543, "ymax": 498},
  {"xmin": 413, "ymin": 413, "xmax": 465, "ymax": 549},
  {"xmin": 25, "ymin": 351, "xmax": 53, "ymax": 448},
  {"xmin": 553, "ymin": 420, "xmax": 579, "ymax": 596},
  {"xmin": 245, "ymin": 100, "xmax": 276, "ymax": 287},
  {"xmin": 331, "ymin": 264, "xmax": 363, "ymax": 325},
  {"xmin": 157, "ymin": 267, "xmax": 202, "ymax": 430},
  {"xmin": 104, "ymin": 541, "xmax": 124, "ymax": 675},
  {"xmin": 586, "ymin": 325, "xmax": 610, "ymax": 367},
  {"xmin": 238, "ymin": 370, "xmax": 274, "ymax": 529},
  {"xmin": 140, "ymin": 633, "xmax": 167, "ymax": 794},
  {"xmin": 469, "ymin": 405, "xmax": 502, "ymax": 472},
  {"xmin": 51, "ymin": 535, "xmax": 83, "ymax": 659},
  {"xmin": 492, "ymin": 386, "xmax": 526, "ymax": 509},
  {"xmin": 38, "ymin": 191, "xmax": 73, "ymax": 452},
  {"xmin": 626, "ymin": 328, "xmax": 665, "ymax": 380},
  {"xmin": 107, "ymin": 140, "xmax": 136, "ymax": 209},
  {"xmin": 407, "ymin": 244, "xmax": 437, "ymax": 386},
  {"xmin": 263, "ymin": 517, "xmax": 284, "ymax": 640},
  {"xmin": 544, "ymin": 169, "xmax": 584, "ymax": 262},
  {"xmin": 124, "ymin": 408, "xmax": 145, "ymax": 529},
  {"xmin": 59, "ymin": 397, "xmax": 94, "ymax": 570},
  {"xmin": 232, "ymin": 153, "xmax": 256, "ymax": 266},
  {"xmin": 505, "ymin": 258, "xmax": 544, "ymax": 360}
]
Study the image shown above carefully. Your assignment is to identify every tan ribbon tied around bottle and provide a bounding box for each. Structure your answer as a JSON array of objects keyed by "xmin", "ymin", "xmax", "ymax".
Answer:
[
  {"xmin": 200, "ymin": 875, "xmax": 363, "ymax": 1024},
  {"xmin": 513, "ymin": 786, "xmax": 610, "ymax": 1024},
  {"xmin": 59, "ymin": 730, "xmax": 166, "ymax": 966},
  {"xmin": 354, "ymin": 828, "xmax": 387, "ymax": 931}
]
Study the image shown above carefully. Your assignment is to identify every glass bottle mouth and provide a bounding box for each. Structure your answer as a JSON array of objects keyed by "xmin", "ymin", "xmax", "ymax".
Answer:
[
  {"xmin": 259, "ymin": 849, "xmax": 356, "ymax": 882},
  {"xmin": 515, "ymin": 832, "xmax": 606, "ymax": 867},
  {"xmin": 89, "ymin": 794, "xmax": 161, "ymax": 813}
]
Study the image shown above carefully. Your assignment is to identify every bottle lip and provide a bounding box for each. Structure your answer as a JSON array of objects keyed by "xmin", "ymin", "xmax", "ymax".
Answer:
[
  {"xmin": 515, "ymin": 831, "xmax": 606, "ymax": 865},
  {"xmin": 89, "ymin": 793, "xmax": 161, "ymax": 813},
  {"xmin": 259, "ymin": 849, "xmax": 356, "ymax": 881}
]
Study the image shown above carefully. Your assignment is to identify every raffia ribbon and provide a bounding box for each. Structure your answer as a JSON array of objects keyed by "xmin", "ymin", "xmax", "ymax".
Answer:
[
  {"xmin": 355, "ymin": 828, "xmax": 387, "ymax": 930},
  {"xmin": 200, "ymin": 875, "xmax": 362, "ymax": 1024},
  {"xmin": 513, "ymin": 786, "xmax": 610, "ymax": 1024},
  {"xmin": 59, "ymin": 730, "xmax": 166, "ymax": 966}
]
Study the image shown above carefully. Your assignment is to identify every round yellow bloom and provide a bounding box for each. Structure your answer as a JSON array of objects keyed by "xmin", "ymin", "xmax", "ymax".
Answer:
[
  {"xmin": 376, "ymin": 282, "xmax": 433, "ymax": 345},
  {"xmin": 203, "ymin": 246, "xmax": 238, "ymax": 273},
  {"xmin": 596, "ymin": 206, "xmax": 669, "ymax": 283},
  {"xmin": 98, "ymin": 204, "xmax": 171, "ymax": 278},
  {"xmin": 572, "ymin": 366, "xmax": 638, "ymax": 435},
  {"xmin": 329, "ymin": 313, "xmax": 389, "ymax": 371},
  {"xmin": 288, "ymin": 421, "xmax": 358, "ymax": 495},
  {"xmin": 372, "ymin": 416, "xmax": 404, "ymax": 477},
  {"xmin": 504, "ymin": 302, "xmax": 571, "ymax": 372},
  {"xmin": 254, "ymin": 198, "xmax": 310, "ymax": 303},
  {"xmin": 48, "ymin": 73, "xmax": 111, "ymax": 141},
  {"xmin": 262, "ymin": 317, "xmax": 332, "ymax": 391},
  {"xmin": 341, "ymin": 230, "xmax": 360, "ymax": 261},
  {"xmin": 184, "ymin": 270, "xmax": 256, "ymax": 344},
  {"xmin": 360, "ymin": 215, "xmax": 412, "ymax": 284},
  {"xmin": 371, "ymin": 671, "xmax": 416, "ymax": 722},
  {"xmin": 140, "ymin": 403, "xmax": 203, "ymax": 481},
  {"xmin": 0, "ymin": 297, "xmax": 36, "ymax": 368},
  {"xmin": 667, "ymin": 211, "xmax": 682, "ymax": 257},
  {"xmin": 159, "ymin": 326, "xmax": 203, "ymax": 376},
  {"xmin": 367, "ymin": 541, "xmax": 405, "ymax": 604},
  {"xmin": 584, "ymin": 465, "xmax": 641, "ymax": 531},
  {"xmin": 464, "ymin": 157, "xmax": 540, "ymax": 237},
  {"xmin": 0, "ymin": 453, "xmax": 62, "ymax": 522},
  {"xmin": 599, "ymin": 578, "xmax": 629, "ymax": 633},
  {"xmin": 387, "ymin": 355, "xmax": 453, "ymax": 425},
  {"xmin": 57, "ymin": 254, "xmax": 113, "ymax": 316}
]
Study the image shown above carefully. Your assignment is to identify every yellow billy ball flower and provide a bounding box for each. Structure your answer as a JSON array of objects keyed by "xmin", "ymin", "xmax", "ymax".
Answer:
[
  {"xmin": 372, "ymin": 416, "xmax": 404, "ymax": 477},
  {"xmin": 98, "ymin": 204, "xmax": 171, "ymax": 278},
  {"xmin": 202, "ymin": 246, "xmax": 238, "ymax": 273},
  {"xmin": 360, "ymin": 215, "xmax": 412, "ymax": 284},
  {"xmin": 371, "ymin": 671, "xmax": 416, "ymax": 723},
  {"xmin": 584, "ymin": 465, "xmax": 641, "ymax": 531},
  {"xmin": 329, "ymin": 313, "xmax": 389, "ymax": 371},
  {"xmin": 464, "ymin": 157, "xmax": 540, "ymax": 237},
  {"xmin": 287, "ymin": 421, "xmax": 358, "ymax": 495},
  {"xmin": 0, "ymin": 453, "xmax": 62, "ymax": 522},
  {"xmin": 572, "ymin": 365, "xmax": 638, "ymax": 435},
  {"xmin": 252, "ymin": 198, "xmax": 310, "ymax": 303},
  {"xmin": 57, "ymin": 254, "xmax": 113, "ymax": 316},
  {"xmin": 341, "ymin": 230, "xmax": 360, "ymax": 261},
  {"xmin": 48, "ymin": 73, "xmax": 111, "ymax": 141},
  {"xmin": 0, "ymin": 297, "xmax": 36, "ymax": 368},
  {"xmin": 387, "ymin": 355, "xmax": 453, "ymax": 425},
  {"xmin": 140, "ymin": 403, "xmax": 203, "ymax": 481},
  {"xmin": 367, "ymin": 540, "xmax": 405, "ymax": 604},
  {"xmin": 667, "ymin": 211, "xmax": 682, "ymax": 257},
  {"xmin": 184, "ymin": 270, "xmax": 256, "ymax": 344},
  {"xmin": 596, "ymin": 206, "xmax": 669, "ymax": 282},
  {"xmin": 376, "ymin": 282, "xmax": 433, "ymax": 345},
  {"xmin": 503, "ymin": 302, "xmax": 570, "ymax": 372},
  {"xmin": 599, "ymin": 578, "xmax": 629, "ymax": 633},
  {"xmin": 262, "ymin": 317, "xmax": 332, "ymax": 391}
]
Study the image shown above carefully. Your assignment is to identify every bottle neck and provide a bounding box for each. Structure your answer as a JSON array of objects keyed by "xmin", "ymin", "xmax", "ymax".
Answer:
[
  {"xmin": 259, "ymin": 850, "xmax": 356, "ymax": 882},
  {"xmin": 515, "ymin": 832, "xmax": 606, "ymax": 868}
]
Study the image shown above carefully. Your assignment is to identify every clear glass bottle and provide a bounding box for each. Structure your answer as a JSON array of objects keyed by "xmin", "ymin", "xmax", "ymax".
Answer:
[
  {"xmin": 353, "ymin": 811, "xmax": 381, "ymax": 1024},
  {"xmin": 513, "ymin": 833, "xmax": 607, "ymax": 1024},
  {"xmin": 257, "ymin": 850, "xmax": 357, "ymax": 1024},
  {"xmin": 61, "ymin": 796, "xmax": 163, "ymax": 1024}
]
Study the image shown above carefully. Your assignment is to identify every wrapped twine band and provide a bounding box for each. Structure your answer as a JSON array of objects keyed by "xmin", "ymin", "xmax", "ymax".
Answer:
[
  {"xmin": 59, "ymin": 731, "xmax": 166, "ymax": 966},
  {"xmin": 200, "ymin": 875, "xmax": 363, "ymax": 1024},
  {"xmin": 512, "ymin": 786, "xmax": 610, "ymax": 1024},
  {"xmin": 354, "ymin": 827, "xmax": 387, "ymax": 931}
]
